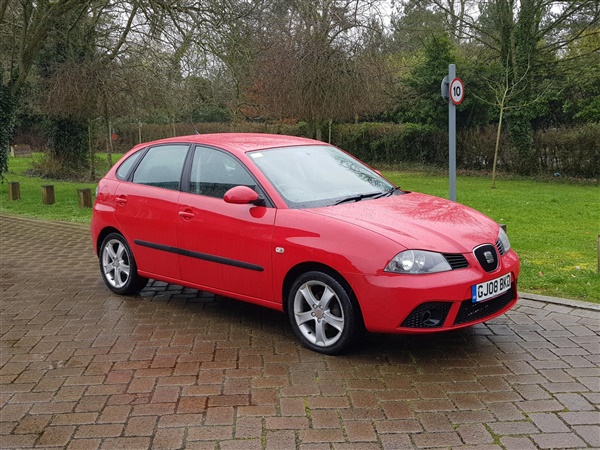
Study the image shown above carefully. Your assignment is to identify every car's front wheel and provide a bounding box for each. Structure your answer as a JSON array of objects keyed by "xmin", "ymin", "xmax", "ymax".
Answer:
[
  {"xmin": 287, "ymin": 271, "xmax": 359, "ymax": 355},
  {"xmin": 99, "ymin": 233, "xmax": 148, "ymax": 295}
]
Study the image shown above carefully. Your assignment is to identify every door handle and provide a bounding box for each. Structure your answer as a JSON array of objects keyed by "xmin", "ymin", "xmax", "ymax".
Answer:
[
  {"xmin": 178, "ymin": 210, "xmax": 195, "ymax": 220},
  {"xmin": 115, "ymin": 195, "xmax": 127, "ymax": 206}
]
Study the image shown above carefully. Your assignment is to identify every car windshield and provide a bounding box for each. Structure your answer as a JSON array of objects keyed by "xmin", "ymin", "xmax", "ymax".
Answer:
[{"xmin": 248, "ymin": 145, "xmax": 397, "ymax": 208}]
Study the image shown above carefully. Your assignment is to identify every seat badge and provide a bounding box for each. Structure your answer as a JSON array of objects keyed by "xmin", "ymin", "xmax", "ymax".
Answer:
[
  {"xmin": 484, "ymin": 251, "xmax": 494, "ymax": 264},
  {"xmin": 275, "ymin": 247, "xmax": 285, "ymax": 254}
]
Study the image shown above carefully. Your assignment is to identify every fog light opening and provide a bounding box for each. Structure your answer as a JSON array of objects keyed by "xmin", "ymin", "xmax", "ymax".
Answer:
[{"xmin": 422, "ymin": 308, "xmax": 443, "ymax": 327}]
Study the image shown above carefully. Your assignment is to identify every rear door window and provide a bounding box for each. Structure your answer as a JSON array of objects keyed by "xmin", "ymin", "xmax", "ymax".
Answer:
[{"xmin": 132, "ymin": 144, "xmax": 189, "ymax": 190}]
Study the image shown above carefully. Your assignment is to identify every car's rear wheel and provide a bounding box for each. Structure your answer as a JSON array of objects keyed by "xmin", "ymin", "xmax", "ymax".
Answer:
[
  {"xmin": 100, "ymin": 233, "xmax": 148, "ymax": 295},
  {"xmin": 287, "ymin": 271, "xmax": 359, "ymax": 355}
]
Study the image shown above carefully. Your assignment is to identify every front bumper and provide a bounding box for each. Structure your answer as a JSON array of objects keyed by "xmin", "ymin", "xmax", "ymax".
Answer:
[{"xmin": 346, "ymin": 250, "xmax": 520, "ymax": 334}]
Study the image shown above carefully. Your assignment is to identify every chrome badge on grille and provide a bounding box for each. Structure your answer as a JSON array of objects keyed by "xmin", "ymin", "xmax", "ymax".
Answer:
[{"xmin": 473, "ymin": 244, "xmax": 499, "ymax": 272}]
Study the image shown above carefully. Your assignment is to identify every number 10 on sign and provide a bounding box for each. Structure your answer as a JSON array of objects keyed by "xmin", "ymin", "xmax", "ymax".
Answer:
[{"xmin": 450, "ymin": 78, "xmax": 464, "ymax": 105}]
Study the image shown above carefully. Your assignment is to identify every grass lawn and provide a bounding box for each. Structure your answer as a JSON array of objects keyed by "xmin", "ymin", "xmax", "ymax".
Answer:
[
  {"xmin": 0, "ymin": 154, "xmax": 120, "ymax": 223},
  {"xmin": 1, "ymin": 154, "xmax": 598, "ymax": 303}
]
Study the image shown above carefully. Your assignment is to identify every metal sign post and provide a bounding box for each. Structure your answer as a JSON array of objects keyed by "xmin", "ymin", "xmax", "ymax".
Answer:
[{"xmin": 441, "ymin": 64, "xmax": 464, "ymax": 202}]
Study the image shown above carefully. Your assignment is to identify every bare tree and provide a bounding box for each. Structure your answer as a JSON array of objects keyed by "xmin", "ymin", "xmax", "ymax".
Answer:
[{"xmin": 251, "ymin": 0, "xmax": 389, "ymax": 140}]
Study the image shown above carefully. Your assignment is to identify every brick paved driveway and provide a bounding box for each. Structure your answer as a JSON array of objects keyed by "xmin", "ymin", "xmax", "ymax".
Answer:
[{"xmin": 1, "ymin": 214, "xmax": 599, "ymax": 449}]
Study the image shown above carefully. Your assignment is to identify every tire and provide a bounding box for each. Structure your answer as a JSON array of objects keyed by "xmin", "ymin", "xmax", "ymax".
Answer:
[
  {"xmin": 99, "ymin": 233, "xmax": 148, "ymax": 295},
  {"xmin": 287, "ymin": 271, "xmax": 359, "ymax": 355}
]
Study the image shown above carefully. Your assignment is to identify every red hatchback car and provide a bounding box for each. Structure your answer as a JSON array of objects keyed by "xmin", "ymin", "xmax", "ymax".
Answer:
[{"xmin": 91, "ymin": 133, "xmax": 520, "ymax": 354}]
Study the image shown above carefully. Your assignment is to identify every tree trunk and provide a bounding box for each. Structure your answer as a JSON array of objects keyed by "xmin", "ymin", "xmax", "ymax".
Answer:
[
  {"xmin": 491, "ymin": 106, "xmax": 505, "ymax": 189},
  {"xmin": 106, "ymin": 116, "xmax": 114, "ymax": 167},
  {"xmin": 315, "ymin": 118, "xmax": 322, "ymax": 141},
  {"xmin": 0, "ymin": 84, "xmax": 16, "ymax": 179},
  {"xmin": 88, "ymin": 120, "xmax": 95, "ymax": 181},
  {"xmin": 103, "ymin": 96, "xmax": 113, "ymax": 167}
]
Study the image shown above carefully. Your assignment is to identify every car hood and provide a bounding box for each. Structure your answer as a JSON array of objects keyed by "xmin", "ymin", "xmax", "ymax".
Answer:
[{"xmin": 309, "ymin": 192, "xmax": 498, "ymax": 254}]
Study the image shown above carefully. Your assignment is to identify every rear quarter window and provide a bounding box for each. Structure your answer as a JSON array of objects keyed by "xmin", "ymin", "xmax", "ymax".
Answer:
[{"xmin": 116, "ymin": 150, "xmax": 143, "ymax": 180}]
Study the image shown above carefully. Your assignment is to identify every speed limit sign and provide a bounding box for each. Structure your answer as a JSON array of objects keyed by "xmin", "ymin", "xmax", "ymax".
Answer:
[{"xmin": 450, "ymin": 77, "xmax": 464, "ymax": 105}]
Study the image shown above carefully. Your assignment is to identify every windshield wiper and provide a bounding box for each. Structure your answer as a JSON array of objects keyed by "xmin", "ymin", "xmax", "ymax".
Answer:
[
  {"xmin": 334, "ymin": 192, "xmax": 383, "ymax": 205},
  {"xmin": 372, "ymin": 186, "xmax": 400, "ymax": 199}
]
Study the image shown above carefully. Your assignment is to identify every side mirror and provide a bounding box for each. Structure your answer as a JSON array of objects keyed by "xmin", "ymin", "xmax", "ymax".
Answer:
[{"xmin": 224, "ymin": 186, "xmax": 265, "ymax": 206}]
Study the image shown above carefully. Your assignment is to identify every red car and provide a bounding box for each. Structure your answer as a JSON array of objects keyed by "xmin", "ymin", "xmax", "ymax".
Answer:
[{"xmin": 91, "ymin": 133, "xmax": 520, "ymax": 354}]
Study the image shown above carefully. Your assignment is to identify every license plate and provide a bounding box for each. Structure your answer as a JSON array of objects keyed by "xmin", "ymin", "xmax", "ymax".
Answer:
[{"xmin": 472, "ymin": 274, "xmax": 511, "ymax": 303}]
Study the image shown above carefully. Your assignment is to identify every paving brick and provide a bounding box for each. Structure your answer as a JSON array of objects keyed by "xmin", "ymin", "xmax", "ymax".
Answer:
[
  {"xmin": 418, "ymin": 412, "xmax": 453, "ymax": 432},
  {"xmin": 187, "ymin": 425, "xmax": 233, "ymax": 441},
  {"xmin": 488, "ymin": 420, "xmax": 539, "ymax": 435},
  {"xmin": 234, "ymin": 416, "xmax": 262, "ymax": 439},
  {"xmin": 375, "ymin": 419, "xmax": 422, "ymax": 434},
  {"xmin": 157, "ymin": 413, "xmax": 202, "ymax": 428},
  {"xmin": 65, "ymin": 438, "xmax": 102, "ymax": 450},
  {"xmin": 531, "ymin": 432, "xmax": 586, "ymax": 449},
  {"xmin": 528, "ymin": 412, "xmax": 570, "ymax": 433},
  {"xmin": 151, "ymin": 427, "xmax": 185, "ymax": 449},
  {"xmin": 559, "ymin": 410, "xmax": 600, "ymax": 425},
  {"xmin": 74, "ymin": 424, "xmax": 124, "ymax": 438},
  {"xmin": 219, "ymin": 439, "xmax": 263, "ymax": 450},
  {"xmin": 13, "ymin": 415, "xmax": 52, "ymax": 434},
  {"xmin": 344, "ymin": 421, "xmax": 377, "ymax": 442},
  {"xmin": 97, "ymin": 405, "xmax": 131, "ymax": 423},
  {"xmin": 381, "ymin": 401, "xmax": 412, "ymax": 420},
  {"xmin": 99, "ymin": 437, "xmax": 152, "ymax": 449},
  {"xmin": 0, "ymin": 434, "xmax": 38, "ymax": 448},
  {"xmin": 412, "ymin": 431, "xmax": 462, "ymax": 448},
  {"xmin": 51, "ymin": 412, "xmax": 98, "ymax": 426},
  {"xmin": 124, "ymin": 415, "xmax": 158, "ymax": 436},
  {"xmin": 311, "ymin": 409, "xmax": 340, "ymax": 429},
  {"xmin": 265, "ymin": 430, "xmax": 296, "ymax": 450},
  {"xmin": 279, "ymin": 397, "xmax": 307, "ymax": 416},
  {"xmin": 36, "ymin": 425, "xmax": 76, "ymax": 447},
  {"xmin": 457, "ymin": 423, "xmax": 495, "ymax": 445},
  {"xmin": 300, "ymin": 428, "xmax": 345, "ymax": 443},
  {"xmin": 574, "ymin": 425, "xmax": 600, "ymax": 447},
  {"xmin": 266, "ymin": 416, "xmax": 309, "ymax": 430},
  {"xmin": 205, "ymin": 406, "xmax": 234, "ymax": 425}
]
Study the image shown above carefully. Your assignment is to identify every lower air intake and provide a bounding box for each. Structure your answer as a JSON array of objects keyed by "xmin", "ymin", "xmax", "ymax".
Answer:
[
  {"xmin": 454, "ymin": 287, "xmax": 515, "ymax": 325},
  {"xmin": 401, "ymin": 302, "xmax": 452, "ymax": 328}
]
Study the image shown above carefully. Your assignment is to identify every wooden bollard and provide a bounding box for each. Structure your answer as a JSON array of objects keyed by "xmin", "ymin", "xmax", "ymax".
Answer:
[
  {"xmin": 77, "ymin": 188, "xmax": 92, "ymax": 208},
  {"xmin": 42, "ymin": 185, "xmax": 55, "ymax": 205},
  {"xmin": 8, "ymin": 182, "xmax": 20, "ymax": 200}
]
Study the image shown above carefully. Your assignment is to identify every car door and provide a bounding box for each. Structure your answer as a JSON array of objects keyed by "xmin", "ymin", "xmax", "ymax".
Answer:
[
  {"xmin": 113, "ymin": 143, "xmax": 190, "ymax": 280},
  {"xmin": 177, "ymin": 146, "xmax": 276, "ymax": 303}
]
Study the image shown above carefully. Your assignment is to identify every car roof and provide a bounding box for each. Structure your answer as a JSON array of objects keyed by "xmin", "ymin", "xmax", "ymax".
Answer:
[{"xmin": 140, "ymin": 133, "xmax": 326, "ymax": 156}]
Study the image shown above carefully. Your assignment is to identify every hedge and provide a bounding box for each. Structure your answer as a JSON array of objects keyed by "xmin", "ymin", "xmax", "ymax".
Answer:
[{"xmin": 12, "ymin": 121, "xmax": 600, "ymax": 178}]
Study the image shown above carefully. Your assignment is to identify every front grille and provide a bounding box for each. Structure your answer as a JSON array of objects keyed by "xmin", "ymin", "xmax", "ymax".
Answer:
[
  {"xmin": 454, "ymin": 287, "xmax": 515, "ymax": 325},
  {"xmin": 496, "ymin": 238, "xmax": 506, "ymax": 256},
  {"xmin": 401, "ymin": 302, "xmax": 452, "ymax": 328},
  {"xmin": 444, "ymin": 253, "xmax": 469, "ymax": 270}
]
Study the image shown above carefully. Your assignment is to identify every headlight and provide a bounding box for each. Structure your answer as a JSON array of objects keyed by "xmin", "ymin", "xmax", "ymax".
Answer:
[
  {"xmin": 385, "ymin": 250, "xmax": 451, "ymax": 274},
  {"xmin": 498, "ymin": 227, "xmax": 511, "ymax": 253}
]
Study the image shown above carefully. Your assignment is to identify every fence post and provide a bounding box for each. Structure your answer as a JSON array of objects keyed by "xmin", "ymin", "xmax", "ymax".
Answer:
[
  {"xmin": 41, "ymin": 185, "xmax": 55, "ymax": 205},
  {"xmin": 77, "ymin": 188, "xmax": 92, "ymax": 208},
  {"xmin": 8, "ymin": 182, "xmax": 20, "ymax": 200}
]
